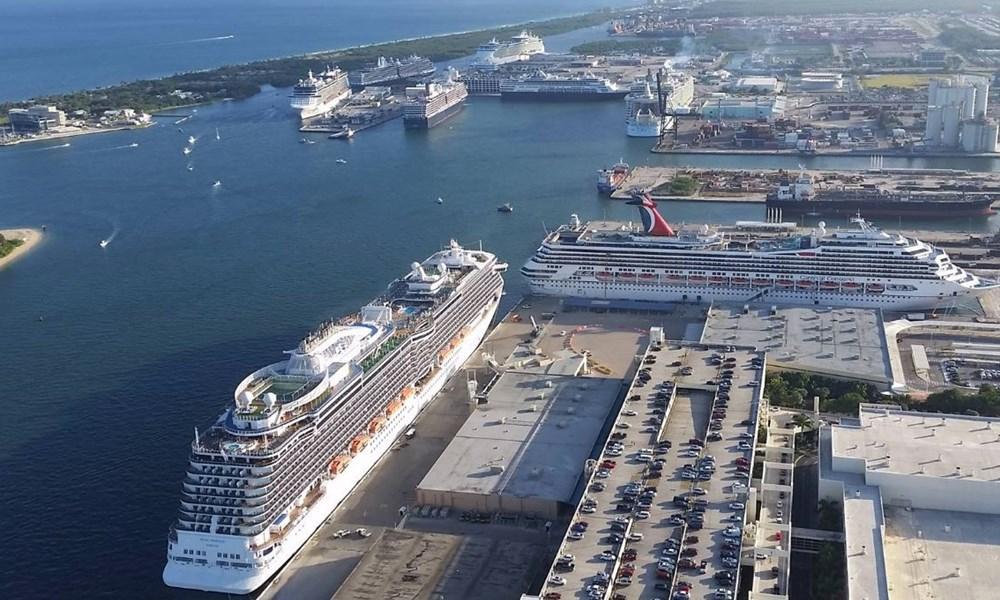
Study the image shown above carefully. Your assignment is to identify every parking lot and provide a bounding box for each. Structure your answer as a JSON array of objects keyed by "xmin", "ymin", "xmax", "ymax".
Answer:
[{"xmin": 541, "ymin": 342, "xmax": 764, "ymax": 600}]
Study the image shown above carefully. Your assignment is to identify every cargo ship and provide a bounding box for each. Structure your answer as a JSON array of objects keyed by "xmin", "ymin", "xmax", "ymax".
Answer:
[
  {"xmin": 348, "ymin": 55, "xmax": 436, "ymax": 89},
  {"xmin": 597, "ymin": 160, "xmax": 630, "ymax": 194},
  {"xmin": 767, "ymin": 171, "xmax": 997, "ymax": 217},
  {"xmin": 163, "ymin": 241, "xmax": 506, "ymax": 594},
  {"xmin": 403, "ymin": 71, "xmax": 468, "ymax": 129}
]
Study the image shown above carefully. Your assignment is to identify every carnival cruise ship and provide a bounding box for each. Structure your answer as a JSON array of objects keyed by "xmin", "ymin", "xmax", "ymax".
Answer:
[
  {"xmin": 521, "ymin": 194, "xmax": 998, "ymax": 310},
  {"xmin": 403, "ymin": 71, "xmax": 468, "ymax": 128},
  {"xmin": 163, "ymin": 241, "xmax": 505, "ymax": 594},
  {"xmin": 470, "ymin": 30, "xmax": 545, "ymax": 70},
  {"xmin": 500, "ymin": 71, "xmax": 628, "ymax": 100},
  {"xmin": 348, "ymin": 55, "xmax": 436, "ymax": 89},
  {"xmin": 290, "ymin": 67, "xmax": 351, "ymax": 119}
]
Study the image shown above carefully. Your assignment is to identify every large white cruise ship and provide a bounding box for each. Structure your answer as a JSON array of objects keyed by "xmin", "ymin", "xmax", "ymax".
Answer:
[
  {"xmin": 624, "ymin": 68, "xmax": 694, "ymax": 137},
  {"xmin": 290, "ymin": 67, "xmax": 351, "ymax": 119},
  {"xmin": 522, "ymin": 194, "xmax": 998, "ymax": 311},
  {"xmin": 163, "ymin": 241, "xmax": 505, "ymax": 594},
  {"xmin": 470, "ymin": 30, "xmax": 545, "ymax": 70}
]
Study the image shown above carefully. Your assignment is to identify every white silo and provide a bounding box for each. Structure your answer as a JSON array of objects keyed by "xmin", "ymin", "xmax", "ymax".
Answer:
[
  {"xmin": 942, "ymin": 105, "xmax": 962, "ymax": 147},
  {"xmin": 973, "ymin": 77, "xmax": 990, "ymax": 119},
  {"xmin": 961, "ymin": 120, "xmax": 982, "ymax": 153},
  {"xmin": 984, "ymin": 120, "xmax": 1000, "ymax": 152},
  {"xmin": 925, "ymin": 105, "xmax": 943, "ymax": 144},
  {"xmin": 928, "ymin": 78, "xmax": 941, "ymax": 107}
]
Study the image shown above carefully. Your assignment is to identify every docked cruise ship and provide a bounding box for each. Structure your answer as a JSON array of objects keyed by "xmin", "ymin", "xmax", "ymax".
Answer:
[
  {"xmin": 624, "ymin": 68, "xmax": 694, "ymax": 137},
  {"xmin": 163, "ymin": 241, "xmax": 505, "ymax": 594},
  {"xmin": 290, "ymin": 67, "xmax": 351, "ymax": 120},
  {"xmin": 521, "ymin": 194, "xmax": 998, "ymax": 310},
  {"xmin": 348, "ymin": 55, "xmax": 436, "ymax": 89},
  {"xmin": 470, "ymin": 30, "xmax": 545, "ymax": 70},
  {"xmin": 403, "ymin": 71, "xmax": 468, "ymax": 128},
  {"xmin": 500, "ymin": 71, "xmax": 628, "ymax": 100}
]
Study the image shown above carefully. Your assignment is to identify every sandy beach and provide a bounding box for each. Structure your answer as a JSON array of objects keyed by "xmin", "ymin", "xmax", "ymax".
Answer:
[{"xmin": 0, "ymin": 228, "xmax": 43, "ymax": 270}]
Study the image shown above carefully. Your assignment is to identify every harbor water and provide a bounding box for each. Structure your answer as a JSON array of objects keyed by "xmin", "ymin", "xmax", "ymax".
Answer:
[{"xmin": 4, "ymin": 20, "xmax": 1000, "ymax": 600}]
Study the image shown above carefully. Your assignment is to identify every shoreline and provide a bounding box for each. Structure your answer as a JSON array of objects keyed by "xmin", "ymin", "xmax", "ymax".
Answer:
[
  {"xmin": 0, "ymin": 124, "xmax": 148, "ymax": 148},
  {"xmin": 0, "ymin": 228, "xmax": 43, "ymax": 270}
]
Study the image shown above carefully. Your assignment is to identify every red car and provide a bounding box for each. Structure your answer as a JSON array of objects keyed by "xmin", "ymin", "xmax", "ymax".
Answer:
[
  {"xmin": 678, "ymin": 558, "xmax": 696, "ymax": 569},
  {"xmin": 601, "ymin": 460, "xmax": 617, "ymax": 469},
  {"xmin": 676, "ymin": 581, "xmax": 691, "ymax": 591},
  {"xmin": 623, "ymin": 550, "xmax": 638, "ymax": 561},
  {"xmin": 620, "ymin": 564, "xmax": 636, "ymax": 577}
]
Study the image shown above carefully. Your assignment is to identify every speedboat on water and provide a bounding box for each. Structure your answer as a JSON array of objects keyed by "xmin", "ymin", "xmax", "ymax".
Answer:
[{"xmin": 99, "ymin": 239, "xmax": 109, "ymax": 248}]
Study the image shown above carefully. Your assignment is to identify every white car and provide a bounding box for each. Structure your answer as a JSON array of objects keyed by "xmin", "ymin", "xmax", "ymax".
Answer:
[
  {"xmin": 729, "ymin": 502, "xmax": 745, "ymax": 510},
  {"xmin": 356, "ymin": 528, "xmax": 372, "ymax": 538},
  {"xmin": 596, "ymin": 469, "xmax": 611, "ymax": 479},
  {"xmin": 627, "ymin": 532, "xmax": 644, "ymax": 541},
  {"xmin": 623, "ymin": 410, "xmax": 638, "ymax": 416},
  {"xmin": 634, "ymin": 510, "xmax": 651, "ymax": 519},
  {"xmin": 599, "ymin": 551, "xmax": 616, "ymax": 561},
  {"xmin": 580, "ymin": 505, "xmax": 596, "ymax": 514},
  {"xmin": 548, "ymin": 575, "xmax": 566, "ymax": 586},
  {"xmin": 607, "ymin": 450, "xmax": 623, "ymax": 457},
  {"xmin": 568, "ymin": 530, "xmax": 585, "ymax": 540},
  {"xmin": 616, "ymin": 422, "xmax": 631, "ymax": 429}
]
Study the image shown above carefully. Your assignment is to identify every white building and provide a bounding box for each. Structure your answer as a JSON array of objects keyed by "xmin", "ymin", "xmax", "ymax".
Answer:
[
  {"xmin": 799, "ymin": 71, "xmax": 843, "ymax": 93},
  {"xmin": 733, "ymin": 76, "xmax": 780, "ymax": 93},
  {"xmin": 700, "ymin": 96, "xmax": 786, "ymax": 121},
  {"xmin": 820, "ymin": 404, "xmax": 1000, "ymax": 600},
  {"xmin": 925, "ymin": 75, "xmax": 992, "ymax": 149}
]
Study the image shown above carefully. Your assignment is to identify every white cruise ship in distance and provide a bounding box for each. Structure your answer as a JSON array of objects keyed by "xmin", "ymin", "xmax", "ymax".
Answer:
[
  {"xmin": 500, "ymin": 71, "xmax": 628, "ymax": 100},
  {"xmin": 290, "ymin": 67, "xmax": 351, "ymax": 120},
  {"xmin": 470, "ymin": 30, "xmax": 545, "ymax": 70},
  {"xmin": 625, "ymin": 66, "xmax": 694, "ymax": 137},
  {"xmin": 163, "ymin": 241, "xmax": 506, "ymax": 594},
  {"xmin": 521, "ymin": 194, "xmax": 998, "ymax": 311},
  {"xmin": 403, "ymin": 70, "xmax": 468, "ymax": 128}
]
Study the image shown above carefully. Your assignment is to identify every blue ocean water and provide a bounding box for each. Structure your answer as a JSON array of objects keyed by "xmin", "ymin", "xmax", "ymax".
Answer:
[
  {"xmin": 0, "ymin": 0, "xmax": 636, "ymax": 101},
  {"xmin": 3, "ymin": 6, "xmax": 1000, "ymax": 600}
]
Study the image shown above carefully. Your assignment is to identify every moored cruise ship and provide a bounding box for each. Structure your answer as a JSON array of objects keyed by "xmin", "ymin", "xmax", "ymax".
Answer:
[
  {"xmin": 290, "ymin": 67, "xmax": 352, "ymax": 120},
  {"xmin": 403, "ymin": 71, "xmax": 468, "ymax": 128},
  {"xmin": 470, "ymin": 30, "xmax": 545, "ymax": 70},
  {"xmin": 624, "ymin": 68, "xmax": 694, "ymax": 137},
  {"xmin": 522, "ymin": 194, "xmax": 998, "ymax": 310},
  {"xmin": 500, "ymin": 71, "xmax": 628, "ymax": 100},
  {"xmin": 163, "ymin": 241, "xmax": 505, "ymax": 594},
  {"xmin": 348, "ymin": 55, "xmax": 436, "ymax": 89}
]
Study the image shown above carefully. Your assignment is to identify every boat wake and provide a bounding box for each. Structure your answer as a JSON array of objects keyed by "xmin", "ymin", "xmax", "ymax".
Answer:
[
  {"xmin": 165, "ymin": 34, "xmax": 235, "ymax": 45},
  {"xmin": 100, "ymin": 228, "xmax": 119, "ymax": 249}
]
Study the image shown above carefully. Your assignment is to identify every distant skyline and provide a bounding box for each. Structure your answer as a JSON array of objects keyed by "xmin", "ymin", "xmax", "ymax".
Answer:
[{"xmin": 0, "ymin": 0, "xmax": 637, "ymax": 101}]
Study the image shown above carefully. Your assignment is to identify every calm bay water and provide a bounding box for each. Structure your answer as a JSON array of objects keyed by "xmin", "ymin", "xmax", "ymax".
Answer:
[
  {"xmin": 3, "ymin": 9, "xmax": 1000, "ymax": 600},
  {"xmin": 0, "ymin": 0, "xmax": 636, "ymax": 102}
]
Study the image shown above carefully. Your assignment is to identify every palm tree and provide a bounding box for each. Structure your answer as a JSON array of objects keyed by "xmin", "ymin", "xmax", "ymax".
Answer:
[{"xmin": 791, "ymin": 412, "xmax": 814, "ymax": 431}]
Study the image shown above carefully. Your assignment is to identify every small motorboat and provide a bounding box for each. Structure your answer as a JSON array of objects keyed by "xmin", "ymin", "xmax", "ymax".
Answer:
[
  {"xmin": 300, "ymin": 138, "xmax": 316, "ymax": 144},
  {"xmin": 497, "ymin": 203, "xmax": 513, "ymax": 213},
  {"xmin": 182, "ymin": 147, "xmax": 192, "ymax": 155},
  {"xmin": 436, "ymin": 197, "xmax": 444, "ymax": 205},
  {"xmin": 212, "ymin": 180, "xmax": 222, "ymax": 188},
  {"xmin": 99, "ymin": 239, "xmax": 109, "ymax": 248},
  {"xmin": 187, "ymin": 135, "xmax": 196, "ymax": 145},
  {"xmin": 335, "ymin": 158, "xmax": 348, "ymax": 164}
]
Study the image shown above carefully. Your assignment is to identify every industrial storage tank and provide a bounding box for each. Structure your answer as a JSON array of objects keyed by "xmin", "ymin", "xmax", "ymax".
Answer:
[
  {"xmin": 942, "ymin": 105, "xmax": 962, "ymax": 147},
  {"xmin": 925, "ymin": 106, "xmax": 943, "ymax": 144}
]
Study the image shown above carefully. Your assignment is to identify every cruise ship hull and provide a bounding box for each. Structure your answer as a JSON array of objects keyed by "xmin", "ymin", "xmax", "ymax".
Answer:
[
  {"xmin": 526, "ymin": 279, "xmax": 984, "ymax": 311},
  {"xmin": 626, "ymin": 120, "xmax": 662, "ymax": 138},
  {"xmin": 766, "ymin": 197, "xmax": 996, "ymax": 218},
  {"xmin": 404, "ymin": 101, "xmax": 465, "ymax": 129},
  {"xmin": 162, "ymin": 298, "xmax": 499, "ymax": 594},
  {"xmin": 501, "ymin": 91, "xmax": 628, "ymax": 101},
  {"xmin": 292, "ymin": 90, "xmax": 351, "ymax": 120}
]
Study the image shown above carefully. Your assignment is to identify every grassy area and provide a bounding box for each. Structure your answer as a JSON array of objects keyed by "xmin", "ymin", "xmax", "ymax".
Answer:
[
  {"xmin": 0, "ymin": 10, "xmax": 622, "ymax": 116},
  {"xmin": 0, "ymin": 237, "xmax": 24, "ymax": 259},
  {"xmin": 571, "ymin": 38, "xmax": 679, "ymax": 55},
  {"xmin": 861, "ymin": 73, "xmax": 934, "ymax": 89},
  {"xmin": 668, "ymin": 175, "xmax": 699, "ymax": 196}
]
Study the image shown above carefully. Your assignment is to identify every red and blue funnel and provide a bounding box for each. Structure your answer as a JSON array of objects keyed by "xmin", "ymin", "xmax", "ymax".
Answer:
[{"xmin": 627, "ymin": 192, "xmax": 676, "ymax": 236}]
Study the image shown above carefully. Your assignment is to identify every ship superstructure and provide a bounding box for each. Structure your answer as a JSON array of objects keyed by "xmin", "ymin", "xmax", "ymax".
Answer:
[
  {"xmin": 470, "ymin": 30, "xmax": 545, "ymax": 70},
  {"xmin": 163, "ymin": 242, "xmax": 505, "ymax": 594},
  {"xmin": 522, "ymin": 194, "xmax": 997, "ymax": 310},
  {"xmin": 403, "ymin": 70, "xmax": 468, "ymax": 128},
  {"xmin": 290, "ymin": 67, "xmax": 352, "ymax": 120},
  {"xmin": 500, "ymin": 71, "xmax": 628, "ymax": 100},
  {"xmin": 624, "ymin": 67, "xmax": 694, "ymax": 137},
  {"xmin": 597, "ymin": 159, "xmax": 630, "ymax": 194},
  {"xmin": 348, "ymin": 55, "xmax": 436, "ymax": 89}
]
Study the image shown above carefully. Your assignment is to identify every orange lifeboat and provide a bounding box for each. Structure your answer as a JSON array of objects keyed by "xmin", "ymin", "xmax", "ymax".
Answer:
[
  {"xmin": 368, "ymin": 416, "xmax": 387, "ymax": 434},
  {"xmin": 328, "ymin": 454, "xmax": 352, "ymax": 474},
  {"xmin": 386, "ymin": 399, "xmax": 404, "ymax": 417},
  {"xmin": 401, "ymin": 386, "xmax": 414, "ymax": 400},
  {"xmin": 349, "ymin": 435, "xmax": 370, "ymax": 455}
]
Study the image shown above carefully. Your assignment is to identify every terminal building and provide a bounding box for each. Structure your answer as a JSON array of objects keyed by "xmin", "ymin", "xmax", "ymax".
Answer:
[
  {"xmin": 8, "ymin": 105, "xmax": 66, "ymax": 133},
  {"xmin": 700, "ymin": 96, "xmax": 787, "ymax": 122},
  {"xmin": 798, "ymin": 71, "xmax": 843, "ymax": 93},
  {"xmin": 820, "ymin": 404, "xmax": 1000, "ymax": 600},
  {"xmin": 415, "ymin": 344, "xmax": 622, "ymax": 519}
]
